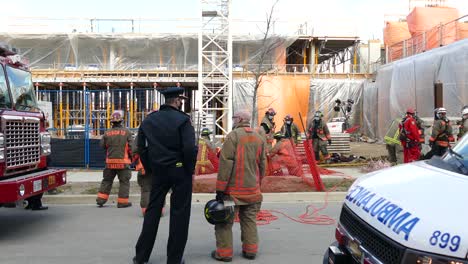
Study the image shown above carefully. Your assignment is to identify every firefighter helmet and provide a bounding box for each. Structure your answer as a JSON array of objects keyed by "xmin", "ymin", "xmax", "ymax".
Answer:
[
  {"xmin": 204, "ymin": 199, "xmax": 234, "ymax": 225},
  {"xmin": 284, "ymin": 114, "xmax": 293, "ymax": 122},
  {"xmin": 462, "ymin": 108, "xmax": 468, "ymax": 116},
  {"xmin": 406, "ymin": 108, "xmax": 415, "ymax": 115},
  {"xmin": 201, "ymin": 128, "xmax": 212, "ymax": 136},
  {"xmin": 266, "ymin": 108, "xmax": 276, "ymax": 116},
  {"xmin": 314, "ymin": 111, "xmax": 323, "ymax": 118},
  {"xmin": 110, "ymin": 111, "xmax": 123, "ymax": 123}
]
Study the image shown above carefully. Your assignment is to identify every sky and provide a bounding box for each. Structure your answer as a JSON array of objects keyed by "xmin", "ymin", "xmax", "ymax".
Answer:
[{"xmin": 2, "ymin": 0, "xmax": 468, "ymax": 41}]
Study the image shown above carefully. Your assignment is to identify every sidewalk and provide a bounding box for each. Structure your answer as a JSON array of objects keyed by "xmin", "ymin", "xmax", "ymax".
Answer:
[{"xmin": 64, "ymin": 167, "xmax": 365, "ymax": 183}]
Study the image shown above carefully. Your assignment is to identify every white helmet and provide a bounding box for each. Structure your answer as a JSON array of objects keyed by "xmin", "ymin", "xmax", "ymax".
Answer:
[
  {"xmin": 463, "ymin": 108, "xmax": 468, "ymax": 116},
  {"xmin": 437, "ymin": 107, "xmax": 447, "ymax": 114}
]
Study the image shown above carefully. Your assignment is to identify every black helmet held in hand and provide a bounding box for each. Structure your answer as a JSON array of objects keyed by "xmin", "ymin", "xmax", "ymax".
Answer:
[{"xmin": 204, "ymin": 199, "xmax": 234, "ymax": 225}]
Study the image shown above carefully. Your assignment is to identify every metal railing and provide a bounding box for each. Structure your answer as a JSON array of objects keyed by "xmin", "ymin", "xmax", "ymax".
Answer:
[{"xmin": 387, "ymin": 15, "xmax": 468, "ymax": 63}]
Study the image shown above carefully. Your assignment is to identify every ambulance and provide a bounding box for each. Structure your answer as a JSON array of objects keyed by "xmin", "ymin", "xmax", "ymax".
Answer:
[{"xmin": 326, "ymin": 134, "xmax": 468, "ymax": 264}]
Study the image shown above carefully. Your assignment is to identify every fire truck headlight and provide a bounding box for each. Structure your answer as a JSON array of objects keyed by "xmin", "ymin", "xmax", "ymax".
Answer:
[
  {"xmin": 0, "ymin": 133, "xmax": 4, "ymax": 146},
  {"xmin": 0, "ymin": 148, "xmax": 5, "ymax": 160},
  {"xmin": 41, "ymin": 145, "xmax": 51, "ymax": 156},
  {"xmin": 40, "ymin": 132, "xmax": 51, "ymax": 145},
  {"xmin": 19, "ymin": 184, "xmax": 25, "ymax": 196},
  {"xmin": 62, "ymin": 173, "xmax": 66, "ymax": 183}
]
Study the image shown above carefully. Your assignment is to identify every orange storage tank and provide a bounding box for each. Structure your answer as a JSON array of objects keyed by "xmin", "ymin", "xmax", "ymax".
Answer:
[
  {"xmin": 384, "ymin": 21, "xmax": 412, "ymax": 46},
  {"xmin": 458, "ymin": 22, "xmax": 468, "ymax": 40},
  {"xmin": 407, "ymin": 7, "xmax": 460, "ymax": 49}
]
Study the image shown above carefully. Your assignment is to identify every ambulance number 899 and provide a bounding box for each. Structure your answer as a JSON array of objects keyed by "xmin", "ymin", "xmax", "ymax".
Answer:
[{"xmin": 429, "ymin": 231, "xmax": 461, "ymax": 252}]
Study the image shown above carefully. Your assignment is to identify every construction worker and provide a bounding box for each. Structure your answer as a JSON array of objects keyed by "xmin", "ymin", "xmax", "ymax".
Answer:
[
  {"xmin": 268, "ymin": 132, "xmax": 303, "ymax": 176},
  {"xmin": 383, "ymin": 117, "xmax": 403, "ymax": 164},
  {"xmin": 96, "ymin": 111, "xmax": 133, "ymax": 208},
  {"xmin": 133, "ymin": 87, "xmax": 197, "ymax": 264},
  {"xmin": 212, "ymin": 110, "xmax": 267, "ymax": 262},
  {"xmin": 399, "ymin": 108, "xmax": 421, "ymax": 163},
  {"xmin": 307, "ymin": 111, "xmax": 332, "ymax": 162},
  {"xmin": 458, "ymin": 108, "xmax": 468, "ymax": 140},
  {"xmin": 195, "ymin": 128, "xmax": 218, "ymax": 175},
  {"xmin": 426, "ymin": 107, "xmax": 455, "ymax": 158},
  {"xmin": 260, "ymin": 108, "xmax": 276, "ymax": 150},
  {"xmin": 280, "ymin": 114, "xmax": 301, "ymax": 145}
]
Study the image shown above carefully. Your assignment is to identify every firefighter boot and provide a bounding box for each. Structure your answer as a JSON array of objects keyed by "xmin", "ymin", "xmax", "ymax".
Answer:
[
  {"xmin": 211, "ymin": 250, "xmax": 232, "ymax": 262},
  {"xmin": 242, "ymin": 251, "xmax": 256, "ymax": 260},
  {"xmin": 117, "ymin": 202, "xmax": 132, "ymax": 208}
]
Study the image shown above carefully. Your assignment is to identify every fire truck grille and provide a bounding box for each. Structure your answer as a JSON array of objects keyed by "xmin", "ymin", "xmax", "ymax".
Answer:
[
  {"xmin": 340, "ymin": 205, "xmax": 406, "ymax": 264},
  {"xmin": 4, "ymin": 119, "xmax": 41, "ymax": 169}
]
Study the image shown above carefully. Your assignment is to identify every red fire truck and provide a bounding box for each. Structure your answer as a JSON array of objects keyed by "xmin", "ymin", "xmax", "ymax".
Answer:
[{"xmin": 0, "ymin": 45, "xmax": 66, "ymax": 210}]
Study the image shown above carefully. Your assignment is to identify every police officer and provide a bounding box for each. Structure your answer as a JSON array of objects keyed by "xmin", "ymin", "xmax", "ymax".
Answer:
[
  {"xmin": 212, "ymin": 110, "xmax": 267, "ymax": 262},
  {"xmin": 307, "ymin": 111, "xmax": 332, "ymax": 162},
  {"xmin": 280, "ymin": 114, "xmax": 301, "ymax": 145},
  {"xmin": 96, "ymin": 111, "xmax": 133, "ymax": 208},
  {"xmin": 133, "ymin": 87, "xmax": 197, "ymax": 264},
  {"xmin": 427, "ymin": 107, "xmax": 455, "ymax": 158},
  {"xmin": 260, "ymin": 108, "xmax": 276, "ymax": 149}
]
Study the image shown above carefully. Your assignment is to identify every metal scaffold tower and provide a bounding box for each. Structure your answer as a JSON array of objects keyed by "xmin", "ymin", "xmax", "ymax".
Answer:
[{"xmin": 198, "ymin": 0, "xmax": 233, "ymax": 136}]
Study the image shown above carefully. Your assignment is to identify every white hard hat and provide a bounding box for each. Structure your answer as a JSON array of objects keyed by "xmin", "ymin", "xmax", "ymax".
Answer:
[
  {"xmin": 463, "ymin": 108, "xmax": 468, "ymax": 115},
  {"xmin": 437, "ymin": 107, "xmax": 447, "ymax": 114}
]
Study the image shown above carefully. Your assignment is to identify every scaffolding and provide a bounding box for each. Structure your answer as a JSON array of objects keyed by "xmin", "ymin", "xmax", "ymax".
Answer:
[{"xmin": 198, "ymin": 0, "xmax": 233, "ymax": 135}]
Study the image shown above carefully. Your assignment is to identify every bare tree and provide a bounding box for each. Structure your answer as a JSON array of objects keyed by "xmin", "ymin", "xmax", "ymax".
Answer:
[{"xmin": 250, "ymin": 0, "xmax": 285, "ymax": 127}]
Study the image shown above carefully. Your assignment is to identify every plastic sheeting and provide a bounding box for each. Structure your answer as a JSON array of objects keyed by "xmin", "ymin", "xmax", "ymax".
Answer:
[
  {"xmin": 233, "ymin": 76, "xmax": 310, "ymax": 131},
  {"xmin": 372, "ymin": 39, "xmax": 468, "ymax": 139},
  {"xmin": 0, "ymin": 33, "xmax": 297, "ymax": 71},
  {"xmin": 307, "ymin": 79, "xmax": 364, "ymax": 131}
]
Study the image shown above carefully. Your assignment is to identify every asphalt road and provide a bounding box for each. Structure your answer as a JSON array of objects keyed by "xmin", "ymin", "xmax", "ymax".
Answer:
[{"xmin": 0, "ymin": 202, "xmax": 343, "ymax": 264}]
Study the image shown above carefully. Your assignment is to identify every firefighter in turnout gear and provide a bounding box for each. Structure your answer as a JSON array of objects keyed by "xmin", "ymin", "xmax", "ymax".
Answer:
[
  {"xmin": 414, "ymin": 111, "xmax": 425, "ymax": 145},
  {"xmin": 212, "ymin": 110, "xmax": 267, "ymax": 262},
  {"xmin": 426, "ymin": 107, "xmax": 455, "ymax": 158},
  {"xmin": 307, "ymin": 111, "xmax": 332, "ymax": 162},
  {"xmin": 133, "ymin": 87, "xmax": 197, "ymax": 264},
  {"xmin": 96, "ymin": 111, "xmax": 133, "ymax": 208},
  {"xmin": 132, "ymin": 135, "xmax": 167, "ymax": 216},
  {"xmin": 268, "ymin": 132, "xmax": 303, "ymax": 176},
  {"xmin": 399, "ymin": 108, "xmax": 421, "ymax": 163},
  {"xmin": 458, "ymin": 108, "xmax": 468, "ymax": 140},
  {"xmin": 280, "ymin": 114, "xmax": 301, "ymax": 145},
  {"xmin": 195, "ymin": 128, "xmax": 218, "ymax": 175},
  {"xmin": 260, "ymin": 108, "xmax": 276, "ymax": 150}
]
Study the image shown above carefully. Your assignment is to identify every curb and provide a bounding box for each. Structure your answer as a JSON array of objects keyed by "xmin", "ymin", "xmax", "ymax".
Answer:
[{"xmin": 43, "ymin": 192, "xmax": 347, "ymax": 204}]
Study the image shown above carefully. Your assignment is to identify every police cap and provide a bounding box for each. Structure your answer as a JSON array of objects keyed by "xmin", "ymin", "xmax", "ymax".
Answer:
[{"xmin": 160, "ymin": 87, "xmax": 188, "ymax": 99}]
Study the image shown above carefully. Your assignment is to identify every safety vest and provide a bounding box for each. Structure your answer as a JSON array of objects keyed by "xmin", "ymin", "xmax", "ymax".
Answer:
[{"xmin": 384, "ymin": 118, "xmax": 402, "ymax": 146}]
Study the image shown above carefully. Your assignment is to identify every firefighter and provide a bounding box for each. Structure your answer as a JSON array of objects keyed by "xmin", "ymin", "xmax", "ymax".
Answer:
[
  {"xmin": 399, "ymin": 108, "xmax": 421, "ymax": 163},
  {"xmin": 458, "ymin": 108, "xmax": 468, "ymax": 140},
  {"xmin": 307, "ymin": 111, "xmax": 332, "ymax": 162},
  {"xmin": 212, "ymin": 110, "xmax": 267, "ymax": 262},
  {"xmin": 132, "ymin": 136, "xmax": 166, "ymax": 217},
  {"xmin": 268, "ymin": 132, "xmax": 303, "ymax": 176},
  {"xmin": 133, "ymin": 87, "xmax": 197, "ymax": 264},
  {"xmin": 426, "ymin": 107, "xmax": 455, "ymax": 158},
  {"xmin": 96, "ymin": 111, "xmax": 133, "ymax": 208},
  {"xmin": 280, "ymin": 114, "xmax": 301, "ymax": 145},
  {"xmin": 195, "ymin": 128, "xmax": 218, "ymax": 175},
  {"xmin": 414, "ymin": 111, "xmax": 425, "ymax": 145},
  {"xmin": 260, "ymin": 108, "xmax": 276, "ymax": 150}
]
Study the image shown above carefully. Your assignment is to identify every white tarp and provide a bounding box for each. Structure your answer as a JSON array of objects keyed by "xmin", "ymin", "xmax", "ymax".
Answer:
[{"xmin": 373, "ymin": 39, "xmax": 468, "ymax": 139}]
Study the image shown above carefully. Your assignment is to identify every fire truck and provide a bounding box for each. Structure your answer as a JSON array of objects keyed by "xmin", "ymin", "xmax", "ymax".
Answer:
[{"xmin": 0, "ymin": 45, "xmax": 66, "ymax": 209}]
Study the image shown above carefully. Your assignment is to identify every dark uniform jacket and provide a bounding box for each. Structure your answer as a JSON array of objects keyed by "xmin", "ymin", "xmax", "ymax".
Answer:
[
  {"xmin": 281, "ymin": 123, "xmax": 301, "ymax": 144},
  {"xmin": 307, "ymin": 119, "xmax": 331, "ymax": 145},
  {"xmin": 216, "ymin": 121, "xmax": 267, "ymax": 204},
  {"xmin": 137, "ymin": 105, "xmax": 197, "ymax": 175},
  {"xmin": 100, "ymin": 124, "xmax": 133, "ymax": 169}
]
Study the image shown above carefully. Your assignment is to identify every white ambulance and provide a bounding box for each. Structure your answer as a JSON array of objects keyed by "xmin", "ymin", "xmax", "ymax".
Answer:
[{"xmin": 325, "ymin": 135, "xmax": 468, "ymax": 264}]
